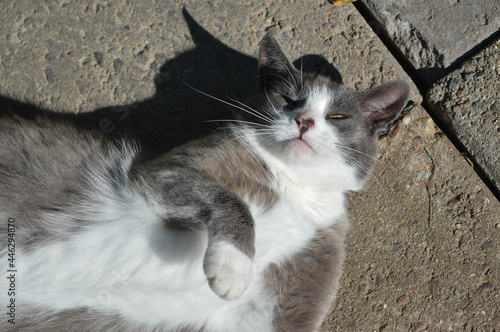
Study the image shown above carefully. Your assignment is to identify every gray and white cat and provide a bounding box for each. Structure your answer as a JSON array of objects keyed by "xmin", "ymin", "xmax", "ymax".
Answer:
[{"xmin": 0, "ymin": 34, "xmax": 409, "ymax": 331}]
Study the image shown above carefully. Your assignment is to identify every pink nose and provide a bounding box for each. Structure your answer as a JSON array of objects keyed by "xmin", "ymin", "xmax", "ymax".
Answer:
[{"xmin": 295, "ymin": 115, "xmax": 315, "ymax": 133}]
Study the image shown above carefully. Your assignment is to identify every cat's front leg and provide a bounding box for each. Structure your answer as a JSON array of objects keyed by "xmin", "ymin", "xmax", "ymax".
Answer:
[
  {"xmin": 193, "ymin": 181, "xmax": 255, "ymax": 300},
  {"xmin": 131, "ymin": 166, "xmax": 254, "ymax": 300}
]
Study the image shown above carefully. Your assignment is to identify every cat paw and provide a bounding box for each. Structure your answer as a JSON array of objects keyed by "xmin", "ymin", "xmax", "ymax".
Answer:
[{"xmin": 203, "ymin": 242, "xmax": 253, "ymax": 300}]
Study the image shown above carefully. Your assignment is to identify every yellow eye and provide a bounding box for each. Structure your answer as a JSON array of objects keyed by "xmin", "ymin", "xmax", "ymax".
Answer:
[
  {"xmin": 329, "ymin": 114, "xmax": 347, "ymax": 119},
  {"xmin": 329, "ymin": 0, "xmax": 357, "ymax": 5}
]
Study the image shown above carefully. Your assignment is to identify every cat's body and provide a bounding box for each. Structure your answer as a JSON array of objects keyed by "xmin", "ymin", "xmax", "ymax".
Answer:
[{"xmin": 0, "ymin": 35, "xmax": 409, "ymax": 331}]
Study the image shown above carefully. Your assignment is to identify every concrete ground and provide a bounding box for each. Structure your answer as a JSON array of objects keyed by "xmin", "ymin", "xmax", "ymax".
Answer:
[{"xmin": 0, "ymin": 0, "xmax": 498, "ymax": 330}]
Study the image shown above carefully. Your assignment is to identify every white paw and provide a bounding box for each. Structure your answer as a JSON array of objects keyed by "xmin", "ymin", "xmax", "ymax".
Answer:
[{"xmin": 203, "ymin": 242, "xmax": 253, "ymax": 300}]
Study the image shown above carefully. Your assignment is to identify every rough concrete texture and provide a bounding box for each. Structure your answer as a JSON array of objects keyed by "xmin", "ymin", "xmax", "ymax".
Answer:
[
  {"xmin": 427, "ymin": 38, "xmax": 500, "ymax": 194},
  {"xmin": 0, "ymin": 0, "xmax": 498, "ymax": 330},
  {"xmin": 363, "ymin": 0, "xmax": 500, "ymax": 84},
  {"xmin": 322, "ymin": 105, "xmax": 500, "ymax": 331}
]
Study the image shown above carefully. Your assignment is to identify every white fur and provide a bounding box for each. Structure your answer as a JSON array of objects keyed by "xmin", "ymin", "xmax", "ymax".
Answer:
[
  {"xmin": 0, "ymin": 84, "xmax": 357, "ymax": 331},
  {"xmin": 10, "ymin": 182, "xmax": 274, "ymax": 331}
]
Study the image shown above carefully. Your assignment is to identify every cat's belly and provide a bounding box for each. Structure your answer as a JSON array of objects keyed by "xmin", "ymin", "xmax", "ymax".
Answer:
[
  {"xmin": 8, "ymin": 214, "xmax": 278, "ymax": 331},
  {"xmin": 5, "ymin": 197, "xmax": 318, "ymax": 331}
]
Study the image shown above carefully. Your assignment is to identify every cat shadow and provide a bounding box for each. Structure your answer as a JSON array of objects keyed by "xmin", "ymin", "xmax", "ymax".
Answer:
[{"xmin": 0, "ymin": 8, "xmax": 343, "ymax": 154}]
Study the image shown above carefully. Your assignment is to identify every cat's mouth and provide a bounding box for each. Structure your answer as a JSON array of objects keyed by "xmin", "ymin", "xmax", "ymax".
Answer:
[{"xmin": 290, "ymin": 137, "xmax": 315, "ymax": 154}]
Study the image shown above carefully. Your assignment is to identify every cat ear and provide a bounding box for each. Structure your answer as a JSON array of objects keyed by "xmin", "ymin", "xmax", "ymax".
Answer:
[
  {"xmin": 360, "ymin": 80, "xmax": 410, "ymax": 135},
  {"xmin": 258, "ymin": 34, "xmax": 299, "ymax": 92}
]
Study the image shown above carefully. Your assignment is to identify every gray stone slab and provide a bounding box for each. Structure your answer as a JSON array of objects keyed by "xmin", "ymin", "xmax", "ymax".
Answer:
[
  {"xmin": 363, "ymin": 0, "xmax": 500, "ymax": 84},
  {"xmin": 427, "ymin": 38, "xmax": 500, "ymax": 193},
  {"xmin": 322, "ymin": 105, "xmax": 500, "ymax": 331}
]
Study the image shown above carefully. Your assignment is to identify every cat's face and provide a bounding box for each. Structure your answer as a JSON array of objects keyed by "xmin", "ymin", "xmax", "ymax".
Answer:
[{"xmin": 242, "ymin": 34, "xmax": 409, "ymax": 190}]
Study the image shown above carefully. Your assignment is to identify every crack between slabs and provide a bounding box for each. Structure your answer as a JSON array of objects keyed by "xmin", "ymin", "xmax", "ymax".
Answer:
[{"xmin": 423, "ymin": 147, "xmax": 435, "ymax": 227}]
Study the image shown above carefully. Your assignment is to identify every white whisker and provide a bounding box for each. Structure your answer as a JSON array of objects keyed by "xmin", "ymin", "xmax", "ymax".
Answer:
[
  {"xmin": 203, "ymin": 119, "xmax": 274, "ymax": 129},
  {"xmin": 179, "ymin": 79, "xmax": 275, "ymax": 124},
  {"xmin": 284, "ymin": 65, "xmax": 299, "ymax": 91},
  {"xmin": 299, "ymin": 55, "xmax": 304, "ymax": 87},
  {"xmin": 227, "ymin": 95, "xmax": 275, "ymax": 123},
  {"xmin": 264, "ymin": 88, "xmax": 279, "ymax": 116},
  {"xmin": 265, "ymin": 73, "xmax": 296, "ymax": 94},
  {"xmin": 336, "ymin": 144, "xmax": 395, "ymax": 171}
]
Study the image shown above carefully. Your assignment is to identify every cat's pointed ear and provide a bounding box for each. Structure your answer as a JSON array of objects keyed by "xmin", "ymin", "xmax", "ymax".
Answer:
[
  {"xmin": 360, "ymin": 80, "xmax": 410, "ymax": 135},
  {"xmin": 258, "ymin": 34, "xmax": 299, "ymax": 92}
]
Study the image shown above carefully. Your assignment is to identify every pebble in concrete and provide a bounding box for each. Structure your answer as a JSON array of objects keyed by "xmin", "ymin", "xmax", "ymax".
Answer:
[{"xmin": 427, "ymin": 38, "xmax": 500, "ymax": 193}]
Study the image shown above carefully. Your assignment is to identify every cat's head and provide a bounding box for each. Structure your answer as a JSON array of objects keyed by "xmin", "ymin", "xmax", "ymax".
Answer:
[{"xmin": 242, "ymin": 34, "xmax": 410, "ymax": 191}]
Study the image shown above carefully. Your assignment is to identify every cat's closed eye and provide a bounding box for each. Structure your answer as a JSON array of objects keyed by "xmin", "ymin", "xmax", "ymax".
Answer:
[{"xmin": 281, "ymin": 95, "xmax": 304, "ymax": 109}]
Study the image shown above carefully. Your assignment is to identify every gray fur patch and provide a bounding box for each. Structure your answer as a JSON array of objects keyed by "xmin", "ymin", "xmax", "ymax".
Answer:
[
  {"xmin": 0, "ymin": 116, "xmax": 137, "ymax": 252},
  {"xmin": 148, "ymin": 132, "xmax": 278, "ymax": 209},
  {"xmin": 265, "ymin": 220, "xmax": 349, "ymax": 332}
]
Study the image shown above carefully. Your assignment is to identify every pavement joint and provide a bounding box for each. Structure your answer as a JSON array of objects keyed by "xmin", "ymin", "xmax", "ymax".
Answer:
[
  {"xmin": 353, "ymin": 0, "xmax": 430, "ymax": 92},
  {"xmin": 352, "ymin": 1, "xmax": 500, "ymax": 202}
]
